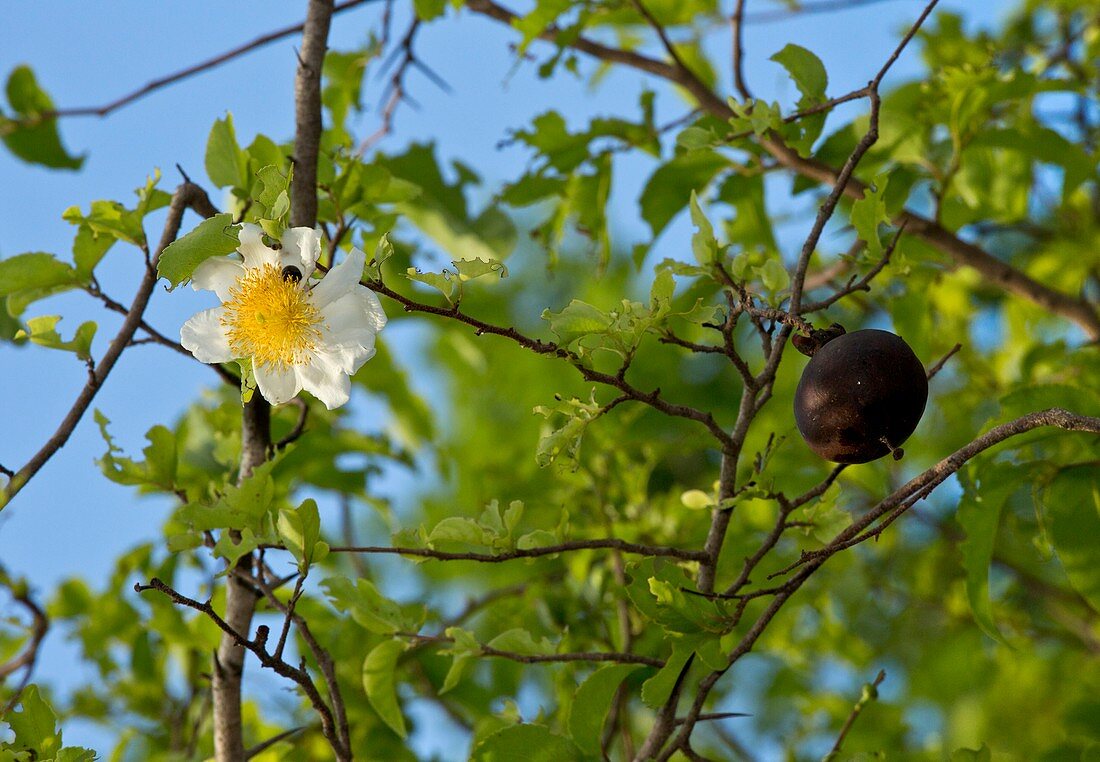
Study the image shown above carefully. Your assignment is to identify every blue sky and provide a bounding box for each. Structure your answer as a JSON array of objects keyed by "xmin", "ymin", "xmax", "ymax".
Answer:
[{"xmin": 0, "ymin": 0, "xmax": 1011, "ymax": 755}]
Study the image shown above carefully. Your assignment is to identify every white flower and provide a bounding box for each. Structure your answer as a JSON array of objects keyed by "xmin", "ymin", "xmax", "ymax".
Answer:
[{"xmin": 180, "ymin": 223, "xmax": 387, "ymax": 410}]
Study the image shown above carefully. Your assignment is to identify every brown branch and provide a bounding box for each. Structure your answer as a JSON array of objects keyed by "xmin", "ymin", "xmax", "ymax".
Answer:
[
  {"xmin": 86, "ymin": 282, "xmax": 240, "ymax": 386},
  {"xmin": 295, "ymin": 538, "xmax": 708, "ymax": 563},
  {"xmin": 362, "ymin": 276, "xmax": 734, "ymax": 447},
  {"xmin": 926, "ymin": 342, "xmax": 962, "ymax": 381},
  {"xmin": 0, "ymin": 578, "xmax": 49, "ymax": 716},
  {"xmin": 469, "ymin": 0, "xmax": 1100, "ymax": 341},
  {"xmin": 136, "ymin": 578, "xmax": 341, "ymax": 757},
  {"xmin": 662, "ymin": 407, "xmax": 1100, "ymax": 759},
  {"xmin": 274, "ymin": 398, "xmax": 310, "ymax": 450},
  {"xmin": 246, "ymin": 727, "xmax": 305, "ymax": 759},
  {"xmin": 396, "ymin": 631, "xmax": 665, "ymax": 667},
  {"xmin": 290, "ymin": 0, "xmax": 336, "ymax": 229},
  {"xmin": 0, "ymin": 183, "xmax": 218, "ymax": 512},
  {"xmin": 31, "ymin": 0, "xmax": 375, "ymax": 123},
  {"xmin": 798, "ymin": 223, "xmax": 906, "ymax": 314},
  {"xmin": 242, "ymin": 567, "xmax": 350, "ymax": 752}
]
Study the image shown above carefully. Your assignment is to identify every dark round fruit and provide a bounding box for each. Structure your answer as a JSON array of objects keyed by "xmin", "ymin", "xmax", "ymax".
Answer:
[{"xmin": 793, "ymin": 329, "xmax": 928, "ymax": 464}]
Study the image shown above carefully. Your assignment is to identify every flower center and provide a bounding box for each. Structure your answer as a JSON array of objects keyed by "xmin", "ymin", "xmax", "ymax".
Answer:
[{"xmin": 220, "ymin": 264, "xmax": 322, "ymax": 370}]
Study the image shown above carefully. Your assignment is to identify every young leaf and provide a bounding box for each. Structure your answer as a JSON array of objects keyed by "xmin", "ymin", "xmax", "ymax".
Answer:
[
  {"xmin": 641, "ymin": 642, "xmax": 693, "ymax": 708},
  {"xmin": 638, "ymin": 151, "xmax": 729, "ymax": 239},
  {"xmin": 14, "ymin": 316, "xmax": 96, "ymax": 360},
  {"xmin": 472, "ymin": 724, "xmax": 581, "ymax": 762},
  {"xmin": 689, "ymin": 191, "xmax": 718, "ymax": 264},
  {"xmin": 850, "ymin": 173, "xmax": 891, "ymax": 256},
  {"xmin": 486, "ymin": 628, "xmax": 554, "ymax": 656},
  {"xmin": 362, "ymin": 639, "xmax": 409, "ymax": 738},
  {"xmin": 157, "ymin": 214, "xmax": 239, "ymax": 289},
  {"xmin": 568, "ymin": 664, "xmax": 645, "ymax": 755},
  {"xmin": 957, "ymin": 463, "xmax": 1022, "ymax": 645},
  {"xmin": 542, "ymin": 300, "xmax": 612, "ymax": 346},
  {"xmin": 1041, "ymin": 465, "xmax": 1100, "ymax": 614},
  {"xmin": 770, "ymin": 44, "xmax": 828, "ymax": 105},
  {"xmin": 322, "ymin": 577, "xmax": 408, "ymax": 634},
  {"xmin": 205, "ymin": 113, "xmax": 248, "ymax": 189},
  {"xmin": 5, "ymin": 684, "xmax": 61, "ymax": 755},
  {"xmin": 0, "ymin": 252, "xmax": 81, "ymax": 298}
]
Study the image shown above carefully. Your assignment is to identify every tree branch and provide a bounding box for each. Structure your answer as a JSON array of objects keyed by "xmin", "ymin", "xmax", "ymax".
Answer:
[
  {"xmin": 282, "ymin": 537, "xmax": 707, "ymax": 563},
  {"xmin": 30, "ymin": 0, "xmax": 376, "ymax": 123},
  {"xmin": 467, "ymin": 0, "xmax": 1100, "ymax": 341},
  {"xmin": 0, "ymin": 183, "xmax": 218, "ymax": 512},
  {"xmin": 397, "ymin": 631, "xmax": 665, "ymax": 667}
]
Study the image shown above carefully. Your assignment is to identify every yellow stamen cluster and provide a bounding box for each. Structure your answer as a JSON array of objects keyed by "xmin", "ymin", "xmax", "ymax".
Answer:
[{"xmin": 220, "ymin": 264, "xmax": 321, "ymax": 370}]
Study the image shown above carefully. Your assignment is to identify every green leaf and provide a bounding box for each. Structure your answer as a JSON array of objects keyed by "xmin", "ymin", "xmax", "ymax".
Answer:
[
  {"xmin": 850, "ymin": 173, "xmax": 891, "ymax": 256},
  {"xmin": 253, "ymin": 164, "xmax": 291, "ymax": 223},
  {"xmin": 452, "ymin": 257, "xmax": 508, "ymax": 281},
  {"xmin": 440, "ymin": 653, "xmax": 473, "ymax": 695},
  {"xmin": 689, "ymin": 191, "xmax": 719, "ymax": 264},
  {"xmin": 5, "ymin": 685, "xmax": 60, "ymax": 756},
  {"xmin": 14, "ymin": 316, "xmax": 95, "ymax": 360},
  {"xmin": 1042, "ymin": 465, "xmax": 1100, "ymax": 614},
  {"xmin": 428, "ymin": 517, "xmax": 489, "ymax": 547},
  {"xmin": 406, "ymin": 267, "xmax": 457, "ymax": 303},
  {"xmin": 568, "ymin": 664, "xmax": 644, "ymax": 754},
  {"xmin": 277, "ymin": 498, "xmax": 326, "ymax": 572},
  {"xmin": 511, "ymin": 0, "xmax": 572, "ymax": 51},
  {"xmin": 472, "ymin": 724, "xmax": 581, "ymax": 762},
  {"xmin": 770, "ymin": 44, "xmax": 828, "ymax": 105},
  {"xmin": 322, "ymin": 577, "xmax": 408, "ymax": 635},
  {"xmin": 205, "ymin": 113, "xmax": 248, "ymax": 189},
  {"xmin": 486, "ymin": 628, "xmax": 554, "ymax": 656},
  {"xmin": 680, "ymin": 489, "xmax": 713, "ymax": 510},
  {"xmin": 157, "ymin": 214, "xmax": 239, "ymax": 289},
  {"xmin": 213, "ymin": 527, "xmax": 260, "ymax": 567},
  {"xmin": 638, "ymin": 151, "xmax": 728, "ymax": 239},
  {"xmin": 957, "ymin": 463, "xmax": 1021, "ymax": 645},
  {"xmin": 362, "ymin": 639, "xmax": 408, "ymax": 738},
  {"xmin": 72, "ymin": 224, "xmax": 115, "ymax": 278},
  {"xmin": 757, "ymin": 258, "xmax": 790, "ymax": 293},
  {"xmin": 516, "ymin": 529, "xmax": 558, "ymax": 550},
  {"xmin": 0, "ymin": 252, "xmax": 81, "ymax": 297},
  {"xmin": 542, "ymin": 300, "xmax": 612, "ymax": 346},
  {"xmin": 413, "ymin": 0, "xmax": 446, "ymax": 20},
  {"xmin": 2, "ymin": 66, "xmax": 83, "ymax": 169},
  {"xmin": 641, "ymin": 642, "xmax": 692, "ymax": 708}
]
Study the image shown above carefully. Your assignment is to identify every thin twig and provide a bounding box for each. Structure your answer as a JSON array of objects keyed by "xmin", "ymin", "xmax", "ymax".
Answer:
[
  {"xmin": 0, "ymin": 183, "xmax": 218, "ymax": 512},
  {"xmin": 25, "ymin": 0, "xmax": 376, "ymax": 124},
  {"xmin": 824, "ymin": 670, "xmax": 886, "ymax": 760},
  {"xmin": 279, "ymin": 537, "xmax": 707, "ymax": 563},
  {"xmin": 274, "ymin": 398, "xmax": 310, "ymax": 449},
  {"xmin": 926, "ymin": 343, "xmax": 962, "ymax": 381},
  {"xmin": 395, "ymin": 631, "xmax": 665, "ymax": 667},
  {"xmin": 0, "ymin": 578, "xmax": 49, "ymax": 716}
]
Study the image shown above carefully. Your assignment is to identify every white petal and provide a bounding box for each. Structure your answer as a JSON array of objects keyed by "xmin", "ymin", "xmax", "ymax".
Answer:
[
  {"xmin": 253, "ymin": 363, "xmax": 301, "ymax": 406},
  {"xmin": 281, "ymin": 227, "xmax": 321, "ymax": 279},
  {"xmin": 310, "ymin": 248, "xmax": 366, "ymax": 309},
  {"xmin": 318, "ymin": 287, "xmax": 384, "ymax": 374},
  {"xmin": 180, "ymin": 307, "xmax": 234, "ymax": 363},
  {"xmin": 191, "ymin": 257, "xmax": 244, "ymax": 301},
  {"xmin": 237, "ymin": 223, "xmax": 278, "ymax": 270},
  {"xmin": 296, "ymin": 351, "xmax": 352, "ymax": 410}
]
